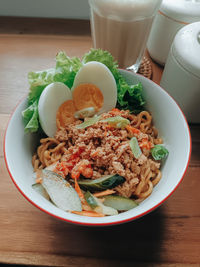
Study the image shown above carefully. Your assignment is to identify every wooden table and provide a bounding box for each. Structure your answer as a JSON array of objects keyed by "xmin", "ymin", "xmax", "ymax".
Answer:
[{"xmin": 0, "ymin": 17, "xmax": 200, "ymax": 267}]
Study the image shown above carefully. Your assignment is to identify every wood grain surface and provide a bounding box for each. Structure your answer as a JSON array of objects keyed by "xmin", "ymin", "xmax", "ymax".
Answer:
[{"xmin": 0, "ymin": 18, "xmax": 200, "ymax": 267}]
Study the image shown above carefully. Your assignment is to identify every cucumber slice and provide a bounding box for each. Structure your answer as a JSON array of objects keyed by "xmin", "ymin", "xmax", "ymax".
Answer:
[
  {"xmin": 32, "ymin": 183, "xmax": 50, "ymax": 200},
  {"xmin": 130, "ymin": 137, "xmax": 142, "ymax": 159},
  {"xmin": 42, "ymin": 170, "xmax": 82, "ymax": 212},
  {"xmin": 94, "ymin": 196, "xmax": 118, "ymax": 216},
  {"xmin": 78, "ymin": 174, "xmax": 125, "ymax": 192},
  {"xmin": 100, "ymin": 116, "xmax": 130, "ymax": 129},
  {"xmin": 84, "ymin": 191, "xmax": 98, "ymax": 209},
  {"xmin": 103, "ymin": 195, "xmax": 138, "ymax": 211},
  {"xmin": 76, "ymin": 115, "xmax": 100, "ymax": 129}
]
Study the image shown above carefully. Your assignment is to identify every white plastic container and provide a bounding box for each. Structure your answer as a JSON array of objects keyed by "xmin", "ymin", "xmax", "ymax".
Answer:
[
  {"xmin": 147, "ymin": 0, "xmax": 200, "ymax": 65},
  {"xmin": 160, "ymin": 22, "xmax": 200, "ymax": 123}
]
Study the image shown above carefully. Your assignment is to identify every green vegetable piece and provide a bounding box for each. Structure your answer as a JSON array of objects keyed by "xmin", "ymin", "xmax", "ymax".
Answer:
[
  {"xmin": 130, "ymin": 137, "xmax": 142, "ymax": 159},
  {"xmin": 78, "ymin": 174, "xmax": 125, "ymax": 192},
  {"xmin": 151, "ymin": 145, "xmax": 169, "ymax": 160},
  {"xmin": 103, "ymin": 195, "xmax": 138, "ymax": 211},
  {"xmin": 76, "ymin": 116, "xmax": 100, "ymax": 129},
  {"xmin": 117, "ymin": 82, "xmax": 145, "ymax": 113},
  {"xmin": 84, "ymin": 191, "xmax": 98, "ymax": 209},
  {"xmin": 22, "ymin": 100, "xmax": 39, "ymax": 133},
  {"xmin": 94, "ymin": 196, "xmax": 118, "ymax": 215},
  {"xmin": 101, "ymin": 116, "xmax": 130, "ymax": 129}
]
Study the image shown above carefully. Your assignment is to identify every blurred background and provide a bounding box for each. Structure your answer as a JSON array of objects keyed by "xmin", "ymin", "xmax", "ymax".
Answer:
[{"xmin": 0, "ymin": 0, "xmax": 90, "ymax": 19}]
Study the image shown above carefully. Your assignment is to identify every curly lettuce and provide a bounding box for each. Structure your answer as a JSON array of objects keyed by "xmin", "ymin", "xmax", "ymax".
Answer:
[{"xmin": 22, "ymin": 100, "xmax": 39, "ymax": 133}]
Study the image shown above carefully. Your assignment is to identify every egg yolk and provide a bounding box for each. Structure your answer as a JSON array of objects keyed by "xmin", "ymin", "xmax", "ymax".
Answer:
[
  {"xmin": 56, "ymin": 99, "xmax": 76, "ymax": 129},
  {"xmin": 73, "ymin": 83, "xmax": 104, "ymax": 112}
]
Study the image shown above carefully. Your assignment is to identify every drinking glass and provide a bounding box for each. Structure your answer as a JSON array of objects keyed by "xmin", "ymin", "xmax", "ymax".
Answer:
[{"xmin": 88, "ymin": 0, "xmax": 162, "ymax": 72}]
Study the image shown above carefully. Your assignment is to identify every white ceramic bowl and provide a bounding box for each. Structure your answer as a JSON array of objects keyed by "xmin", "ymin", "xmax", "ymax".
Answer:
[{"xmin": 4, "ymin": 70, "xmax": 191, "ymax": 226}]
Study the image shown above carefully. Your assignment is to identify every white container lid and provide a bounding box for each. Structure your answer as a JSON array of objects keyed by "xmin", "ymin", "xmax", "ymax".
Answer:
[
  {"xmin": 172, "ymin": 22, "xmax": 200, "ymax": 79},
  {"xmin": 160, "ymin": 0, "xmax": 200, "ymax": 24}
]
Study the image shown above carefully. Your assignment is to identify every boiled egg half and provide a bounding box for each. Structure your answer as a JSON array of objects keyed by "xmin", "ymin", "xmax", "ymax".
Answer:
[
  {"xmin": 38, "ymin": 82, "xmax": 74, "ymax": 137},
  {"xmin": 72, "ymin": 61, "xmax": 117, "ymax": 114},
  {"xmin": 38, "ymin": 61, "xmax": 117, "ymax": 137}
]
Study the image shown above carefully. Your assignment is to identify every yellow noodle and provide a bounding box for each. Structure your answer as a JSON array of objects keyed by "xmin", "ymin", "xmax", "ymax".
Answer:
[
  {"xmin": 33, "ymin": 138, "xmax": 66, "ymax": 171},
  {"xmin": 40, "ymin": 137, "xmax": 59, "ymax": 144},
  {"xmin": 32, "ymin": 154, "xmax": 37, "ymax": 167},
  {"xmin": 33, "ymin": 159, "xmax": 40, "ymax": 172},
  {"xmin": 139, "ymin": 181, "xmax": 153, "ymax": 198},
  {"xmin": 134, "ymin": 164, "xmax": 151, "ymax": 196},
  {"xmin": 154, "ymin": 138, "xmax": 163, "ymax": 145},
  {"xmin": 152, "ymin": 170, "xmax": 162, "ymax": 186},
  {"xmin": 49, "ymin": 142, "xmax": 65, "ymax": 153},
  {"xmin": 40, "ymin": 142, "xmax": 52, "ymax": 166},
  {"xmin": 152, "ymin": 126, "xmax": 158, "ymax": 138}
]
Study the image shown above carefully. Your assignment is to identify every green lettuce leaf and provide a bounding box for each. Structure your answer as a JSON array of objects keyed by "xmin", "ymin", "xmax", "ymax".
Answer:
[
  {"xmin": 55, "ymin": 52, "xmax": 82, "ymax": 89},
  {"xmin": 117, "ymin": 82, "xmax": 145, "ymax": 113},
  {"xmin": 22, "ymin": 100, "xmax": 39, "ymax": 133}
]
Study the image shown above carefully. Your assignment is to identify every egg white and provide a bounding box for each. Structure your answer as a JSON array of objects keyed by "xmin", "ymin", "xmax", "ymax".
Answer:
[
  {"xmin": 38, "ymin": 82, "xmax": 72, "ymax": 137},
  {"xmin": 71, "ymin": 61, "xmax": 117, "ymax": 114}
]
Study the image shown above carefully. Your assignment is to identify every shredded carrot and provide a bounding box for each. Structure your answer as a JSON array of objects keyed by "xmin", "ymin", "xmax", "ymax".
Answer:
[
  {"xmin": 71, "ymin": 170, "xmax": 81, "ymax": 179},
  {"xmin": 74, "ymin": 178, "xmax": 85, "ymax": 200},
  {"xmin": 126, "ymin": 125, "xmax": 141, "ymax": 135},
  {"xmin": 139, "ymin": 138, "xmax": 154, "ymax": 150},
  {"xmin": 91, "ymin": 150, "xmax": 99, "ymax": 157},
  {"xmin": 70, "ymin": 210, "xmax": 105, "ymax": 217},
  {"xmin": 82, "ymin": 203, "xmax": 93, "ymax": 211},
  {"xmin": 74, "ymin": 178, "xmax": 94, "ymax": 211},
  {"xmin": 93, "ymin": 189, "xmax": 116, "ymax": 197},
  {"xmin": 36, "ymin": 177, "xmax": 43, "ymax": 184},
  {"xmin": 111, "ymin": 108, "xmax": 120, "ymax": 112},
  {"xmin": 110, "ymin": 108, "xmax": 121, "ymax": 116}
]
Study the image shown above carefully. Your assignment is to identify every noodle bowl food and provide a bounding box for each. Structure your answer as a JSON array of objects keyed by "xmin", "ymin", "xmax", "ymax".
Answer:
[
  {"xmin": 33, "ymin": 110, "xmax": 163, "ymax": 205},
  {"xmin": 4, "ymin": 50, "xmax": 191, "ymax": 224}
]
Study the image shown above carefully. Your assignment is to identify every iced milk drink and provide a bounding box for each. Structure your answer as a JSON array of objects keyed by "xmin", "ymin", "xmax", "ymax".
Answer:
[{"xmin": 89, "ymin": 0, "xmax": 162, "ymax": 71}]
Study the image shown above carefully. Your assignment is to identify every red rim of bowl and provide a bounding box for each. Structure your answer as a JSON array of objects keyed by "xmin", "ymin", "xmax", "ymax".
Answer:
[{"xmin": 3, "ymin": 74, "xmax": 192, "ymax": 226}]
